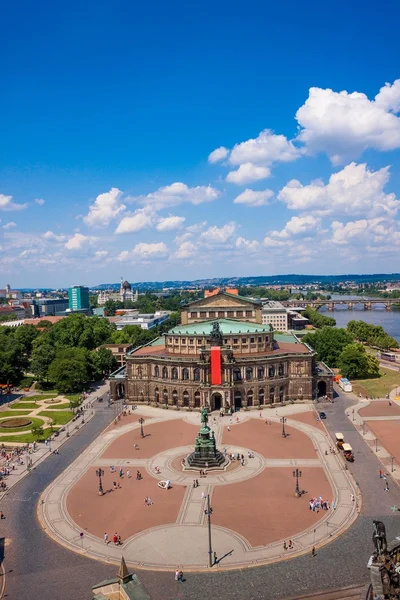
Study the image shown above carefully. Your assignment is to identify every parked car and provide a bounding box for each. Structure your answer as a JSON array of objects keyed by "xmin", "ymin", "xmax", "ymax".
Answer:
[
  {"xmin": 319, "ymin": 411, "xmax": 327, "ymax": 419},
  {"xmin": 54, "ymin": 430, "xmax": 60, "ymax": 437}
]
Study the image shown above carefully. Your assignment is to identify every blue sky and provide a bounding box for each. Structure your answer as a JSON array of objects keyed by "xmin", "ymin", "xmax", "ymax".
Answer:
[{"xmin": 2, "ymin": 0, "xmax": 400, "ymax": 287}]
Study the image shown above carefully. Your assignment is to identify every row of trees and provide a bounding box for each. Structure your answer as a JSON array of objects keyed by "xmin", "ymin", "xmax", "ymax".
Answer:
[
  {"xmin": 303, "ymin": 327, "xmax": 381, "ymax": 379},
  {"xmin": 346, "ymin": 320, "xmax": 399, "ymax": 350},
  {"xmin": 103, "ymin": 291, "xmax": 200, "ymax": 317},
  {"xmin": 303, "ymin": 307, "xmax": 336, "ymax": 328}
]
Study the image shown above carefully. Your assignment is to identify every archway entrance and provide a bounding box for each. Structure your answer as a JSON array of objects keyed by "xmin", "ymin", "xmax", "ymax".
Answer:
[
  {"xmin": 116, "ymin": 383, "xmax": 125, "ymax": 399},
  {"xmin": 212, "ymin": 393, "xmax": 222, "ymax": 411},
  {"xmin": 317, "ymin": 380, "xmax": 327, "ymax": 397},
  {"xmin": 234, "ymin": 390, "xmax": 242, "ymax": 410}
]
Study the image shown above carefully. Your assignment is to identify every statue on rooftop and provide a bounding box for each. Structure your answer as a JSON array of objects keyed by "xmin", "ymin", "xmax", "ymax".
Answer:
[{"xmin": 210, "ymin": 322, "xmax": 223, "ymax": 346}]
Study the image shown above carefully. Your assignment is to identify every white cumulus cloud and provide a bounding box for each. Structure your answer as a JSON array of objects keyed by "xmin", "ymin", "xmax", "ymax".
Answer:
[
  {"xmin": 65, "ymin": 233, "xmax": 96, "ymax": 250},
  {"xmin": 270, "ymin": 215, "xmax": 321, "ymax": 239},
  {"xmin": 83, "ymin": 188, "xmax": 126, "ymax": 227},
  {"xmin": 226, "ymin": 163, "xmax": 271, "ymax": 185},
  {"xmin": 174, "ymin": 241, "xmax": 198, "ymax": 259},
  {"xmin": 233, "ymin": 188, "xmax": 274, "ymax": 207},
  {"xmin": 133, "ymin": 242, "xmax": 169, "ymax": 259},
  {"xmin": 156, "ymin": 215, "xmax": 185, "ymax": 231},
  {"xmin": 0, "ymin": 194, "xmax": 27, "ymax": 212},
  {"xmin": 95, "ymin": 250, "xmax": 109, "ymax": 257},
  {"xmin": 42, "ymin": 231, "xmax": 66, "ymax": 242},
  {"xmin": 199, "ymin": 222, "xmax": 237, "ymax": 244},
  {"xmin": 278, "ymin": 162, "xmax": 400, "ymax": 218},
  {"xmin": 2, "ymin": 222, "xmax": 17, "ymax": 230},
  {"xmin": 208, "ymin": 146, "xmax": 229, "ymax": 163},
  {"xmin": 296, "ymin": 80, "xmax": 400, "ymax": 164},
  {"xmin": 229, "ymin": 129, "xmax": 300, "ymax": 166},
  {"xmin": 115, "ymin": 207, "xmax": 155, "ymax": 234},
  {"xmin": 34, "ymin": 198, "xmax": 45, "ymax": 205},
  {"xmin": 130, "ymin": 182, "xmax": 220, "ymax": 210},
  {"xmin": 235, "ymin": 237, "xmax": 260, "ymax": 252}
]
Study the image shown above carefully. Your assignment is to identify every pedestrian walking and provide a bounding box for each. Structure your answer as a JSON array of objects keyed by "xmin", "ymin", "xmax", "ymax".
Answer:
[
  {"xmin": 175, "ymin": 569, "xmax": 179, "ymax": 582},
  {"xmin": 283, "ymin": 541, "xmax": 287, "ymax": 550},
  {"xmin": 288, "ymin": 539, "xmax": 293, "ymax": 549},
  {"xmin": 113, "ymin": 481, "xmax": 117, "ymax": 490},
  {"xmin": 379, "ymin": 469, "xmax": 383, "ymax": 478},
  {"xmin": 179, "ymin": 569, "xmax": 184, "ymax": 582},
  {"xmin": 385, "ymin": 484, "xmax": 389, "ymax": 491},
  {"xmin": 213, "ymin": 551, "xmax": 217, "ymax": 564},
  {"xmin": 148, "ymin": 497, "xmax": 153, "ymax": 506},
  {"xmin": 127, "ymin": 470, "xmax": 131, "ymax": 478},
  {"xmin": 0, "ymin": 511, "xmax": 5, "ymax": 520},
  {"xmin": 311, "ymin": 546, "xmax": 316, "ymax": 558},
  {"xmin": 104, "ymin": 533, "xmax": 108, "ymax": 544},
  {"xmin": 119, "ymin": 467, "xmax": 123, "ymax": 478}
]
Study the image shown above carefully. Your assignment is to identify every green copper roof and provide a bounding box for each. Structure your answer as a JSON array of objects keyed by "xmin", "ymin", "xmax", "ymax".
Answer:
[
  {"xmin": 168, "ymin": 318, "xmax": 270, "ymax": 335},
  {"xmin": 274, "ymin": 332, "xmax": 302, "ymax": 344}
]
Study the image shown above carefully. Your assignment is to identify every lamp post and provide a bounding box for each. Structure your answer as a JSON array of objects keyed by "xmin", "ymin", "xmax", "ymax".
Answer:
[
  {"xmin": 375, "ymin": 438, "xmax": 378, "ymax": 453},
  {"xmin": 139, "ymin": 417, "xmax": 145, "ymax": 438},
  {"xmin": 362, "ymin": 421, "xmax": 366, "ymax": 435},
  {"xmin": 204, "ymin": 494, "xmax": 213, "ymax": 567},
  {"xmin": 352, "ymin": 409, "xmax": 355, "ymax": 421},
  {"xmin": 96, "ymin": 468, "xmax": 104, "ymax": 496},
  {"xmin": 280, "ymin": 416, "xmax": 287, "ymax": 438},
  {"xmin": 391, "ymin": 456, "xmax": 395, "ymax": 473},
  {"xmin": 293, "ymin": 468, "xmax": 302, "ymax": 497}
]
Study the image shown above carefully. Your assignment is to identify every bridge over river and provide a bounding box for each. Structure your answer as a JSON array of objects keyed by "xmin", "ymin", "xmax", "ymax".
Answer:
[{"xmin": 282, "ymin": 299, "xmax": 400, "ymax": 311}]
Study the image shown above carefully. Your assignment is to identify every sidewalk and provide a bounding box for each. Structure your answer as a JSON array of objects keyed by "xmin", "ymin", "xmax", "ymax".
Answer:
[{"xmin": 0, "ymin": 381, "xmax": 110, "ymax": 500}]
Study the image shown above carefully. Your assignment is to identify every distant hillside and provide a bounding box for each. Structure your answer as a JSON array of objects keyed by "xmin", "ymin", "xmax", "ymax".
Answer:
[{"xmin": 93, "ymin": 273, "xmax": 400, "ymax": 291}]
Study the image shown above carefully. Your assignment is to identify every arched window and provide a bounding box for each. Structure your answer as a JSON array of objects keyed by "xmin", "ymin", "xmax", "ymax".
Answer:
[
  {"xmin": 234, "ymin": 390, "xmax": 242, "ymax": 408},
  {"xmin": 269, "ymin": 387, "xmax": 275, "ymax": 404},
  {"xmin": 183, "ymin": 390, "xmax": 189, "ymax": 407},
  {"xmin": 259, "ymin": 388, "xmax": 265, "ymax": 404},
  {"xmin": 172, "ymin": 389, "xmax": 178, "ymax": 405},
  {"xmin": 278, "ymin": 363, "xmax": 284, "ymax": 377},
  {"xmin": 194, "ymin": 391, "xmax": 201, "ymax": 407},
  {"xmin": 233, "ymin": 368, "xmax": 242, "ymax": 382},
  {"xmin": 268, "ymin": 365, "xmax": 275, "ymax": 378},
  {"xmin": 154, "ymin": 366, "xmax": 159, "ymax": 378},
  {"xmin": 154, "ymin": 387, "xmax": 159, "ymax": 402},
  {"xmin": 139, "ymin": 390, "xmax": 144, "ymax": 402},
  {"xmin": 163, "ymin": 388, "xmax": 168, "ymax": 404},
  {"xmin": 279, "ymin": 386, "xmax": 284, "ymax": 403},
  {"xmin": 162, "ymin": 366, "xmax": 168, "ymax": 379},
  {"xmin": 182, "ymin": 368, "xmax": 189, "ymax": 381},
  {"xmin": 194, "ymin": 368, "xmax": 200, "ymax": 382},
  {"xmin": 172, "ymin": 367, "xmax": 178, "ymax": 380},
  {"xmin": 247, "ymin": 389, "xmax": 254, "ymax": 407},
  {"xmin": 245, "ymin": 367, "xmax": 253, "ymax": 381},
  {"xmin": 257, "ymin": 366, "xmax": 264, "ymax": 380}
]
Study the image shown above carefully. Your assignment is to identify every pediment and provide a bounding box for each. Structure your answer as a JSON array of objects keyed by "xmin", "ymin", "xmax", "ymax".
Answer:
[{"xmin": 188, "ymin": 293, "xmax": 257, "ymax": 309}]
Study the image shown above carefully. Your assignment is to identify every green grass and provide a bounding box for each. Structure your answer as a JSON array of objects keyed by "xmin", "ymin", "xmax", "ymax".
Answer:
[
  {"xmin": 0, "ymin": 410, "xmax": 32, "ymax": 417},
  {"xmin": 0, "ymin": 416, "xmax": 45, "ymax": 433},
  {"xmin": 64, "ymin": 394, "xmax": 81, "ymax": 401},
  {"xmin": 37, "ymin": 410, "xmax": 73, "ymax": 425},
  {"xmin": 30, "ymin": 394, "xmax": 58, "ymax": 401},
  {"xmin": 0, "ymin": 428, "xmax": 53, "ymax": 443},
  {"xmin": 352, "ymin": 368, "xmax": 400, "ymax": 398},
  {"xmin": 40, "ymin": 402, "xmax": 71, "ymax": 410},
  {"xmin": 10, "ymin": 402, "xmax": 38, "ymax": 409}
]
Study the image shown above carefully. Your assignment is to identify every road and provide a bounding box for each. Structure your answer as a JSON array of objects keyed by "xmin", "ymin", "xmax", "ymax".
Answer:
[{"xmin": 1, "ymin": 390, "xmax": 400, "ymax": 600}]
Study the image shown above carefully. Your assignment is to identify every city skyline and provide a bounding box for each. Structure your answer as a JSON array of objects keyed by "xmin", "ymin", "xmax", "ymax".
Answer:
[{"xmin": 2, "ymin": 1, "xmax": 400, "ymax": 287}]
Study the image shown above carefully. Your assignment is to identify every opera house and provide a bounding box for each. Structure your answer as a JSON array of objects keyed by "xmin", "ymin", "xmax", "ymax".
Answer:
[{"xmin": 109, "ymin": 290, "xmax": 333, "ymax": 411}]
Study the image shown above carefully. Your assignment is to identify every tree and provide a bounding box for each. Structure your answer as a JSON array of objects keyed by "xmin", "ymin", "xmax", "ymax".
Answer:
[
  {"xmin": 347, "ymin": 320, "xmax": 399, "ymax": 350},
  {"xmin": 30, "ymin": 344, "xmax": 56, "ymax": 381},
  {"xmin": 0, "ymin": 328, "xmax": 29, "ymax": 384},
  {"xmin": 104, "ymin": 300, "xmax": 117, "ymax": 316},
  {"xmin": 69, "ymin": 397, "xmax": 81, "ymax": 412},
  {"xmin": 90, "ymin": 347, "xmax": 117, "ymax": 379},
  {"xmin": 338, "ymin": 343, "xmax": 381, "ymax": 379},
  {"xmin": 14, "ymin": 324, "xmax": 39, "ymax": 356},
  {"xmin": 48, "ymin": 348, "xmax": 89, "ymax": 392},
  {"xmin": 31, "ymin": 424, "xmax": 44, "ymax": 440},
  {"xmin": 303, "ymin": 307, "xmax": 336, "ymax": 328},
  {"xmin": 303, "ymin": 327, "xmax": 354, "ymax": 368}
]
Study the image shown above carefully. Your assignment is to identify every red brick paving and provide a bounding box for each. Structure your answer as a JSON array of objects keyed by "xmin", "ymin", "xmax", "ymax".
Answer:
[
  {"xmin": 222, "ymin": 419, "xmax": 317, "ymax": 459},
  {"xmin": 365, "ymin": 420, "xmax": 400, "ymax": 465},
  {"xmin": 104, "ymin": 413, "xmax": 151, "ymax": 433},
  {"xmin": 102, "ymin": 420, "xmax": 199, "ymax": 459},
  {"xmin": 212, "ymin": 467, "xmax": 332, "ymax": 547},
  {"xmin": 359, "ymin": 401, "xmax": 400, "ymax": 418},
  {"xmin": 288, "ymin": 411, "xmax": 324, "ymax": 430},
  {"xmin": 66, "ymin": 467, "xmax": 186, "ymax": 539}
]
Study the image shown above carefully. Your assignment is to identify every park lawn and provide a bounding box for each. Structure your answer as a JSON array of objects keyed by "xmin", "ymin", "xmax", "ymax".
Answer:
[
  {"xmin": 352, "ymin": 368, "xmax": 400, "ymax": 398},
  {"xmin": 0, "ymin": 429, "xmax": 53, "ymax": 443},
  {"xmin": 37, "ymin": 410, "xmax": 73, "ymax": 425},
  {"xmin": 41, "ymin": 402, "xmax": 71, "ymax": 410},
  {"xmin": 11, "ymin": 402, "xmax": 38, "ymax": 409},
  {"xmin": 64, "ymin": 394, "xmax": 81, "ymax": 401},
  {"xmin": 0, "ymin": 410, "xmax": 33, "ymax": 417},
  {"xmin": 30, "ymin": 394, "xmax": 58, "ymax": 401},
  {"xmin": 0, "ymin": 416, "xmax": 45, "ymax": 433}
]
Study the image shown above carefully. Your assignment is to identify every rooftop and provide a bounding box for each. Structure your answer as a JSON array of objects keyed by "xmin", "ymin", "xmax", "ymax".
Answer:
[{"xmin": 168, "ymin": 318, "xmax": 270, "ymax": 336}]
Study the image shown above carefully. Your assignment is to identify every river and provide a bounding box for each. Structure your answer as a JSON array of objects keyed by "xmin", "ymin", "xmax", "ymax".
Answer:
[{"xmin": 318, "ymin": 295, "xmax": 400, "ymax": 343}]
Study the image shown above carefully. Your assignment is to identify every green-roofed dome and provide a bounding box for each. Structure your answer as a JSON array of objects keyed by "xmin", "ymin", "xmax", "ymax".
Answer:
[{"xmin": 168, "ymin": 318, "xmax": 270, "ymax": 335}]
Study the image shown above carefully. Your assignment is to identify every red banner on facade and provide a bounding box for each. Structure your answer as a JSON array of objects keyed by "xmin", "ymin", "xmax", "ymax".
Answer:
[{"xmin": 210, "ymin": 346, "xmax": 222, "ymax": 385}]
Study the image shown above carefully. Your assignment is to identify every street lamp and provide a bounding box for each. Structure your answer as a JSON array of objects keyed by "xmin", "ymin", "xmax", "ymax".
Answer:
[
  {"xmin": 362, "ymin": 421, "xmax": 366, "ymax": 435},
  {"xmin": 352, "ymin": 409, "xmax": 355, "ymax": 421},
  {"xmin": 293, "ymin": 468, "xmax": 302, "ymax": 497},
  {"xmin": 391, "ymin": 456, "xmax": 395, "ymax": 473},
  {"xmin": 204, "ymin": 494, "xmax": 213, "ymax": 567},
  {"xmin": 139, "ymin": 417, "xmax": 145, "ymax": 438},
  {"xmin": 375, "ymin": 438, "xmax": 378, "ymax": 452},
  {"xmin": 96, "ymin": 468, "xmax": 104, "ymax": 496},
  {"xmin": 280, "ymin": 416, "xmax": 287, "ymax": 438}
]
